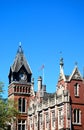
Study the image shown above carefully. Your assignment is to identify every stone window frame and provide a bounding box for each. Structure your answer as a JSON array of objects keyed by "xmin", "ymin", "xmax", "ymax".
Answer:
[
  {"xmin": 58, "ymin": 107, "xmax": 63, "ymax": 128},
  {"xmin": 45, "ymin": 111, "xmax": 49, "ymax": 129},
  {"xmin": 73, "ymin": 109, "xmax": 81, "ymax": 125},
  {"xmin": 51, "ymin": 109, "xmax": 56, "ymax": 128},
  {"xmin": 18, "ymin": 97, "xmax": 26, "ymax": 113},
  {"xmin": 18, "ymin": 119, "xmax": 26, "ymax": 130},
  {"xmin": 74, "ymin": 83, "xmax": 80, "ymax": 97}
]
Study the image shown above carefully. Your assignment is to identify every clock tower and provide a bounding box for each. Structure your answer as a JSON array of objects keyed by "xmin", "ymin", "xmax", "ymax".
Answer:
[{"xmin": 8, "ymin": 44, "xmax": 34, "ymax": 130}]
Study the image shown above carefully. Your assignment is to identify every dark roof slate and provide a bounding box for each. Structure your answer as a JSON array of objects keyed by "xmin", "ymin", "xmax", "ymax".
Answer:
[
  {"xmin": 43, "ymin": 92, "xmax": 55, "ymax": 100},
  {"xmin": 11, "ymin": 45, "xmax": 32, "ymax": 74}
]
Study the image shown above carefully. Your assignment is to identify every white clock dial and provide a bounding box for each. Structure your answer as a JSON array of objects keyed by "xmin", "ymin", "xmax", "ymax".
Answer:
[{"xmin": 19, "ymin": 73, "xmax": 27, "ymax": 80}]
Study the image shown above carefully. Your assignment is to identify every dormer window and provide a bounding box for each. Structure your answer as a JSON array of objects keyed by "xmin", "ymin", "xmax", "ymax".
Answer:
[{"xmin": 74, "ymin": 83, "xmax": 79, "ymax": 97}]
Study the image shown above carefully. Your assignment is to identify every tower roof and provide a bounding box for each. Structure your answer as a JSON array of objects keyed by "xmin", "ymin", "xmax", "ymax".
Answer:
[{"xmin": 10, "ymin": 44, "xmax": 32, "ymax": 74}]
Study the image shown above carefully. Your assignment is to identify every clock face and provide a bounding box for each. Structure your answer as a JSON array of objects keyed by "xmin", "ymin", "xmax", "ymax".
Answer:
[{"xmin": 19, "ymin": 72, "xmax": 27, "ymax": 81}]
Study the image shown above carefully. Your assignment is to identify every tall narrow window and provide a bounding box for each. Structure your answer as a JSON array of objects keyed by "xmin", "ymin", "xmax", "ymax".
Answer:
[
  {"xmin": 26, "ymin": 87, "xmax": 28, "ymax": 93},
  {"xmin": 52, "ymin": 110, "xmax": 55, "ymax": 128},
  {"xmin": 46, "ymin": 112, "xmax": 49, "ymax": 129},
  {"xmin": 20, "ymin": 87, "xmax": 22, "ymax": 92},
  {"xmin": 18, "ymin": 98, "xmax": 26, "ymax": 113},
  {"xmin": 23, "ymin": 87, "xmax": 25, "ymax": 92},
  {"xmin": 34, "ymin": 116, "xmax": 37, "ymax": 129},
  {"xmin": 18, "ymin": 119, "xmax": 26, "ymax": 130},
  {"xmin": 74, "ymin": 109, "xmax": 81, "ymax": 124},
  {"xmin": 39, "ymin": 113, "xmax": 42, "ymax": 129},
  {"xmin": 14, "ymin": 86, "xmax": 16, "ymax": 92},
  {"xmin": 30, "ymin": 117, "xmax": 33, "ymax": 130},
  {"xmin": 74, "ymin": 83, "xmax": 79, "ymax": 97},
  {"xmin": 23, "ymin": 98, "xmax": 25, "ymax": 112},
  {"xmin": 59, "ymin": 109, "xmax": 62, "ymax": 125},
  {"xmin": 18, "ymin": 98, "xmax": 21, "ymax": 112},
  {"xmin": 58, "ymin": 108, "xmax": 63, "ymax": 127}
]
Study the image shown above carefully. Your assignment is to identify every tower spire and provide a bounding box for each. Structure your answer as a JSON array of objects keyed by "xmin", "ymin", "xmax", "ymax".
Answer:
[{"xmin": 17, "ymin": 42, "xmax": 23, "ymax": 53}]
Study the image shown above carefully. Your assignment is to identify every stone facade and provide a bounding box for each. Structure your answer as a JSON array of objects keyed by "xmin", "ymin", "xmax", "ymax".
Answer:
[{"xmin": 8, "ymin": 45, "xmax": 84, "ymax": 130}]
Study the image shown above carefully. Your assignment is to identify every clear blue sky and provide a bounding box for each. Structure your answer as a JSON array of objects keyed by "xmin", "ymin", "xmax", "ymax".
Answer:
[{"xmin": 0, "ymin": 0, "xmax": 84, "ymax": 98}]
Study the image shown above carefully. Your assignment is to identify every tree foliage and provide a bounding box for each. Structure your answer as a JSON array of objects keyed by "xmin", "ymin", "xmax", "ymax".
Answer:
[{"xmin": 0, "ymin": 82, "xmax": 18, "ymax": 130}]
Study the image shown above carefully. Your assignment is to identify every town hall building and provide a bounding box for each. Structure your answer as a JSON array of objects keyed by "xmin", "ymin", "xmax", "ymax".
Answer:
[{"xmin": 8, "ymin": 44, "xmax": 84, "ymax": 130}]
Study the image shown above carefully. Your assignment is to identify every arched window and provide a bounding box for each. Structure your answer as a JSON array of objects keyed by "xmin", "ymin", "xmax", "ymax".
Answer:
[
  {"xmin": 14, "ymin": 86, "xmax": 16, "ymax": 92},
  {"xmin": 23, "ymin": 87, "xmax": 25, "ymax": 92},
  {"xmin": 17, "ymin": 86, "xmax": 19, "ymax": 92},
  {"xmin": 18, "ymin": 98, "xmax": 26, "ymax": 113},
  {"xmin": 26, "ymin": 87, "xmax": 28, "ymax": 93},
  {"xmin": 20, "ymin": 87, "xmax": 22, "ymax": 92},
  {"xmin": 74, "ymin": 83, "xmax": 79, "ymax": 97},
  {"xmin": 73, "ymin": 109, "xmax": 81, "ymax": 124}
]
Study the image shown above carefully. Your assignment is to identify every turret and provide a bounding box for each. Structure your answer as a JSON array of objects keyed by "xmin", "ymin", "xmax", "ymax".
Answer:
[
  {"xmin": 38, "ymin": 76, "xmax": 46, "ymax": 98},
  {"xmin": 38, "ymin": 76, "xmax": 42, "ymax": 92},
  {"xmin": 59, "ymin": 57, "xmax": 66, "ymax": 81}
]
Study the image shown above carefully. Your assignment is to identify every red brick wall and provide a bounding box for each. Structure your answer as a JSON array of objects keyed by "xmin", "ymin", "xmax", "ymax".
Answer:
[{"xmin": 67, "ymin": 80, "xmax": 84, "ymax": 129}]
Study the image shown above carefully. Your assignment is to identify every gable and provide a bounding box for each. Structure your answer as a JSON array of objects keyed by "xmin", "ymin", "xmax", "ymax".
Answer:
[{"xmin": 69, "ymin": 67, "xmax": 82, "ymax": 81}]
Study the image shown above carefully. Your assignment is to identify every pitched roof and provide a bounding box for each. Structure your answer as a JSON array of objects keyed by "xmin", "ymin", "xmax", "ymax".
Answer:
[
  {"xmin": 11, "ymin": 44, "xmax": 32, "ymax": 74},
  {"xmin": 69, "ymin": 66, "xmax": 83, "ymax": 81}
]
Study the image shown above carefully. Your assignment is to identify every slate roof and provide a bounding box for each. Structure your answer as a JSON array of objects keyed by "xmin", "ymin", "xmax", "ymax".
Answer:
[
  {"xmin": 69, "ymin": 66, "xmax": 82, "ymax": 81},
  {"xmin": 11, "ymin": 44, "xmax": 32, "ymax": 74},
  {"xmin": 43, "ymin": 92, "xmax": 56, "ymax": 100}
]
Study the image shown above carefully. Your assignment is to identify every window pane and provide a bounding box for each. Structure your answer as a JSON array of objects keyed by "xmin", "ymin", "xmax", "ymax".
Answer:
[
  {"xmin": 74, "ymin": 109, "xmax": 76, "ymax": 122},
  {"xmin": 74, "ymin": 83, "xmax": 79, "ymax": 96},
  {"xmin": 22, "ymin": 98, "xmax": 25, "ymax": 112},
  {"xmin": 18, "ymin": 120, "xmax": 26, "ymax": 130},
  {"xmin": 18, "ymin": 125, "xmax": 21, "ymax": 130},
  {"xmin": 22, "ymin": 125, "xmax": 25, "ymax": 130},
  {"xmin": 18, "ymin": 98, "xmax": 21, "ymax": 112},
  {"xmin": 22, "ymin": 120, "xmax": 25, "ymax": 123},
  {"xmin": 75, "ymin": 86, "xmax": 77, "ymax": 95},
  {"xmin": 77, "ymin": 110, "xmax": 79, "ymax": 123},
  {"xmin": 18, "ymin": 119, "xmax": 21, "ymax": 123}
]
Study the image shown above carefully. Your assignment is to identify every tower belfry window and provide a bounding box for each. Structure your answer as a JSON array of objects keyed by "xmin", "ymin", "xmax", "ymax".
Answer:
[{"xmin": 18, "ymin": 98, "xmax": 26, "ymax": 113}]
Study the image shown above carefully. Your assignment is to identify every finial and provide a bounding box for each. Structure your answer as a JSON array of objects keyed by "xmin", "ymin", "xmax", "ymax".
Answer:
[
  {"xmin": 19, "ymin": 42, "xmax": 21, "ymax": 47},
  {"xmin": 59, "ymin": 51, "xmax": 64, "ymax": 66},
  {"xmin": 17, "ymin": 42, "xmax": 23, "ymax": 53},
  {"xmin": 60, "ymin": 57, "xmax": 64, "ymax": 66}
]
